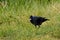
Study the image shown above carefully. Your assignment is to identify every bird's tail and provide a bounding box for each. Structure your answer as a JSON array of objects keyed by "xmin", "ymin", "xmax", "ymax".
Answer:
[{"xmin": 45, "ymin": 19, "xmax": 49, "ymax": 21}]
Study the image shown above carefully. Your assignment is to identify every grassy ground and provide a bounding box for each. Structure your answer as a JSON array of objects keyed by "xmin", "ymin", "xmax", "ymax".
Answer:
[{"xmin": 0, "ymin": 0, "xmax": 60, "ymax": 40}]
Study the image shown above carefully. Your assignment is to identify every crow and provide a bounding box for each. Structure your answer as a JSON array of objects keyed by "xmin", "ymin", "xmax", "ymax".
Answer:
[{"xmin": 30, "ymin": 15, "xmax": 49, "ymax": 28}]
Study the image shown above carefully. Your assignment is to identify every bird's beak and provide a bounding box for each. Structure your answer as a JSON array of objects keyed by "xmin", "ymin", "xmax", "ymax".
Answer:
[{"xmin": 29, "ymin": 18, "xmax": 31, "ymax": 20}]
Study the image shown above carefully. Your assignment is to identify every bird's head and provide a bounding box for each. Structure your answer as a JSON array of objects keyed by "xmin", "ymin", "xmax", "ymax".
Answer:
[
  {"xmin": 30, "ymin": 15, "xmax": 33, "ymax": 20},
  {"xmin": 30, "ymin": 15, "xmax": 33, "ymax": 18}
]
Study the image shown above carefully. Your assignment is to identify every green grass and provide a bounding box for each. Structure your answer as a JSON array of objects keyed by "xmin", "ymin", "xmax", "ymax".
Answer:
[{"xmin": 0, "ymin": 0, "xmax": 60, "ymax": 40}]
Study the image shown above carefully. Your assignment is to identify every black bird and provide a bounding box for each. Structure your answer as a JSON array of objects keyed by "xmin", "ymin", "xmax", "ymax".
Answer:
[{"xmin": 30, "ymin": 15, "xmax": 49, "ymax": 28}]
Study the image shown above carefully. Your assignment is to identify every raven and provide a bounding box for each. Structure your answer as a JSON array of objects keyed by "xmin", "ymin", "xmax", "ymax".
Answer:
[{"xmin": 30, "ymin": 15, "xmax": 49, "ymax": 28}]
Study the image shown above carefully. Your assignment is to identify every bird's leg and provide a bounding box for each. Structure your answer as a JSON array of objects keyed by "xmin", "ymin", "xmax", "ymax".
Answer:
[
  {"xmin": 35, "ymin": 25, "xmax": 40, "ymax": 28},
  {"xmin": 38, "ymin": 25, "xmax": 40, "ymax": 28},
  {"xmin": 35, "ymin": 25, "xmax": 36, "ymax": 26},
  {"xmin": 35, "ymin": 25, "xmax": 37, "ymax": 28}
]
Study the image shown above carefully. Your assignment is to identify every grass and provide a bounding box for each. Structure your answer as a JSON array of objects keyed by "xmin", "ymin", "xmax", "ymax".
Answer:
[{"xmin": 0, "ymin": 0, "xmax": 60, "ymax": 40}]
